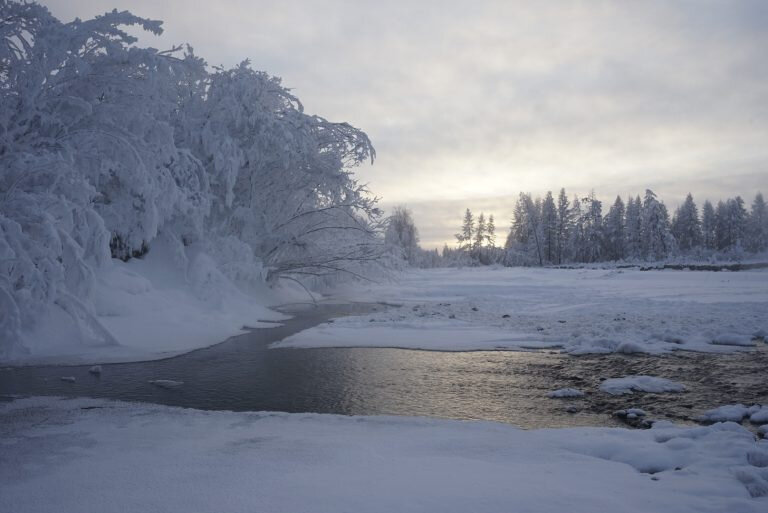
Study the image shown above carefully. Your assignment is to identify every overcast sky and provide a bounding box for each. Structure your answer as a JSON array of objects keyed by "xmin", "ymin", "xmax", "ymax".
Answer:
[{"xmin": 44, "ymin": 0, "xmax": 768, "ymax": 248}]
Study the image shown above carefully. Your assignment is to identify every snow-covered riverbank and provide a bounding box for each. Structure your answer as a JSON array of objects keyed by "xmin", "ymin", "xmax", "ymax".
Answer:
[
  {"xmin": 5, "ymin": 240, "xmax": 297, "ymax": 366},
  {"xmin": 1, "ymin": 397, "xmax": 766, "ymax": 513},
  {"xmin": 273, "ymin": 267, "xmax": 768, "ymax": 354}
]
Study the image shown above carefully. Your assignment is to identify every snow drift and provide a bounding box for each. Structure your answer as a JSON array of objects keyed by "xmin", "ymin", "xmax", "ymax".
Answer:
[{"xmin": 2, "ymin": 397, "xmax": 767, "ymax": 513}]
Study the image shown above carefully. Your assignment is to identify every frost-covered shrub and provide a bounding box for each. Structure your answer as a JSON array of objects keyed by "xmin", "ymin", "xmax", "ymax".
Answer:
[{"xmin": 0, "ymin": 1, "xmax": 381, "ymax": 357}]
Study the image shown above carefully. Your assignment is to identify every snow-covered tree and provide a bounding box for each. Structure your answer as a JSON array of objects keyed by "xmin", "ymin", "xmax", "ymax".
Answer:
[
  {"xmin": 0, "ymin": 1, "xmax": 381, "ymax": 358},
  {"xmin": 485, "ymin": 214, "xmax": 496, "ymax": 248},
  {"xmin": 603, "ymin": 196, "xmax": 625, "ymax": 261},
  {"xmin": 714, "ymin": 200, "xmax": 729, "ymax": 250},
  {"xmin": 554, "ymin": 188, "xmax": 571, "ymax": 264},
  {"xmin": 385, "ymin": 207, "xmax": 419, "ymax": 264},
  {"xmin": 671, "ymin": 193, "xmax": 701, "ymax": 252},
  {"xmin": 640, "ymin": 190, "xmax": 674, "ymax": 260},
  {"xmin": 624, "ymin": 195, "xmax": 643, "ymax": 260},
  {"xmin": 746, "ymin": 192, "xmax": 767, "ymax": 252},
  {"xmin": 581, "ymin": 191, "xmax": 603, "ymax": 263},
  {"xmin": 727, "ymin": 196, "xmax": 748, "ymax": 250},
  {"xmin": 474, "ymin": 213, "xmax": 486, "ymax": 251},
  {"xmin": 540, "ymin": 191, "xmax": 557, "ymax": 264},
  {"xmin": 701, "ymin": 200, "xmax": 717, "ymax": 250},
  {"xmin": 506, "ymin": 193, "xmax": 543, "ymax": 266},
  {"xmin": 714, "ymin": 197, "xmax": 747, "ymax": 251},
  {"xmin": 456, "ymin": 208, "xmax": 474, "ymax": 251},
  {"xmin": 566, "ymin": 195, "xmax": 586, "ymax": 262}
]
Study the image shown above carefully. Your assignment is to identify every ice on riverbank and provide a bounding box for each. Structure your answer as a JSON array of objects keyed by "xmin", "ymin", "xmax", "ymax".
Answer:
[
  {"xmin": 599, "ymin": 375, "xmax": 686, "ymax": 395},
  {"xmin": 273, "ymin": 267, "xmax": 768, "ymax": 354},
  {"xmin": 272, "ymin": 318, "xmax": 563, "ymax": 351},
  {"xmin": 1, "ymin": 397, "xmax": 767, "ymax": 513},
  {"xmin": 697, "ymin": 404, "xmax": 767, "ymax": 424}
]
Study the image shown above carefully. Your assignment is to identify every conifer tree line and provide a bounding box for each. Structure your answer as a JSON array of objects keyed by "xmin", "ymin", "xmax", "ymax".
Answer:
[
  {"xmin": 427, "ymin": 189, "xmax": 767, "ymax": 267},
  {"xmin": 502, "ymin": 189, "xmax": 767, "ymax": 265}
]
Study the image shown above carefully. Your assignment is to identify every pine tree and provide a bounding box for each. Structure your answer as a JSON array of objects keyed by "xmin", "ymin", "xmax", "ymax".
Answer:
[
  {"xmin": 603, "ymin": 196, "xmax": 625, "ymax": 261},
  {"xmin": 640, "ymin": 189, "xmax": 674, "ymax": 260},
  {"xmin": 456, "ymin": 208, "xmax": 474, "ymax": 251},
  {"xmin": 624, "ymin": 195, "xmax": 643, "ymax": 260},
  {"xmin": 701, "ymin": 200, "xmax": 717, "ymax": 250},
  {"xmin": 714, "ymin": 200, "xmax": 729, "ymax": 250},
  {"xmin": 526, "ymin": 194, "xmax": 544, "ymax": 266},
  {"xmin": 474, "ymin": 213, "xmax": 486, "ymax": 251},
  {"xmin": 555, "ymin": 188, "xmax": 571, "ymax": 264},
  {"xmin": 670, "ymin": 193, "xmax": 701, "ymax": 252},
  {"xmin": 568, "ymin": 195, "xmax": 585, "ymax": 262},
  {"xmin": 541, "ymin": 191, "xmax": 557, "ymax": 264},
  {"xmin": 582, "ymin": 191, "xmax": 603, "ymax": 263},
  {"xmin": 746, "ymin": 192, "xmax": 767, "ymax": 252},
  {"xmin": 485, "ymin": 215, "xmax": 496, "ymax": 248},
  {"xmin": 726, "ymin": 196, "xmax": 748, "ymax": 249},
  {"xmin": 508, "ymin": 197, "xmax": 527, "ymax": 249}
]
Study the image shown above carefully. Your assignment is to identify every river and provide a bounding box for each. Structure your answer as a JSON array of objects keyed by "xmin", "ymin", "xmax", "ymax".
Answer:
[{"xmin": 2, "ymin": 302, "xmax": 766, "ymax": 429}]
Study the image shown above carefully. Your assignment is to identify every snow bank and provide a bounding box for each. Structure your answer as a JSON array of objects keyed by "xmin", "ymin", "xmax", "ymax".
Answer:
[
  {"xmin": 273, "ymin": 267, "xmax": 768, "ymax": 354},
  {"xmin": 697, "ymin": 404, "xmax": 765, "ymax": 424},
  {"xmin": 7, "ymin": 236, "xmax": 291, "ymax": 365},
  {"xmin": 751, "ymin": 408, "xmax": 768, "ymax": 425},
  {"xmin": 1, "ymin": 397, "xmax": 766, "ymax": 513},
  {"xmin": 600, "ymin": 375, "xmax": 686, "ymax": 395}
]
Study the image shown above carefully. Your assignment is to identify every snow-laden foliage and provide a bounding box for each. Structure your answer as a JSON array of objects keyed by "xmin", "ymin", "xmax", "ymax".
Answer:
[
  {"xmin": 384, "ymin": 206, "xmax": 419, "ymax": 265},
  {"xmin": 0, "ymin": 1, "xmax": 380, "ymax": 358}
]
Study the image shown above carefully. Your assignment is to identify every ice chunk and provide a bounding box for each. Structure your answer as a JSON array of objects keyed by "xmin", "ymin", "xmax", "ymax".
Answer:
[
  {"xmin": 149, "ymin": 380, "xmax": 184, "ymax": 389},
  {"xmin": 60, "ymin": 376, "xmax": 76, "ymax": 383},
  {"xmin": 749, "ymin": 406, "xmax": 768, "ymax": 425},
  {"xmin": 711, "ymin": 333, "xmax": 755, "ymax": 347},
  {"xmin": 88, "ymin": 365, "xmax": 102, "ymax": 375},
  {"xmin": 696, "ymin": 404, "xmax": 750, "ymax": 423},
  {"xmin": 600, "ymin": 376, "xmax": 685, "ymax": 395}
]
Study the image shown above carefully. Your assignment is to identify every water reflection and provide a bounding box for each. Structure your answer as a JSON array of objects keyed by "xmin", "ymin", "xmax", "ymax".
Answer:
[{"xmin": 0, "ymin": 303, "xmax": 621, "ymax": 428}]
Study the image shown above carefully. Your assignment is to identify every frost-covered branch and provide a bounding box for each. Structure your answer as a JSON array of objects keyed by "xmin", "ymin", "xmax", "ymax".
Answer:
[{"xmin": 0, "ymin": 1, "xmax": 383, "ymax": 358}]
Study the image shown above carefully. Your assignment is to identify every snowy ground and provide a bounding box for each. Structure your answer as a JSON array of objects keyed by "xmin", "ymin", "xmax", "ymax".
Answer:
[
  {"xmin": 9, "ymin": 240, "xmax": 301, "ymax": 365},
  {"xmin": 1, "ymin": 397, "xmax": 767, "ymax": 513},
  {"xmin": 273, "ymin": 267, "xmax": 768, "ymax": 354}
]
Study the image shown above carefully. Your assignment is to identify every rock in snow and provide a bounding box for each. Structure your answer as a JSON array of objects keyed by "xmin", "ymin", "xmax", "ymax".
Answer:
[
  {"xmin": 547, "ymin": 388, "xmax": 585, "ymax": 398},
  {"xmin": 149, "ymin": 380, "xmax": 184, "ymax": 389},
  {"xmin": 599, "ymin": 375, "xmax": 686, "ymax": 395},
  {"xmin": 614, "ymin": 408, "xmax": 647, "ymax": 419}
]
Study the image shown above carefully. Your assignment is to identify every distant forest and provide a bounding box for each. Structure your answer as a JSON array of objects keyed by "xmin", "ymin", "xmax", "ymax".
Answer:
[{"xmin": 385, "ymin": 190, "xmax": 768, "ymax": 267}]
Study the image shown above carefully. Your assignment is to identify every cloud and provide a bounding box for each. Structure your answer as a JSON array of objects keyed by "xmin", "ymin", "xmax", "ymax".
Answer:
[{"xmin": 43, "ymin": 0, "xmax": 768, "ymax": 247}]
